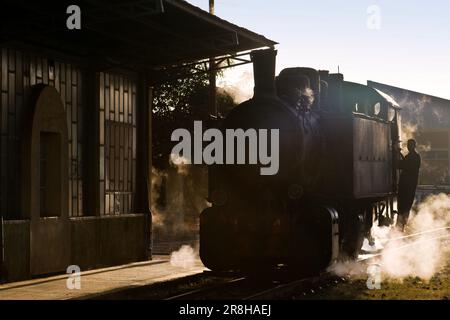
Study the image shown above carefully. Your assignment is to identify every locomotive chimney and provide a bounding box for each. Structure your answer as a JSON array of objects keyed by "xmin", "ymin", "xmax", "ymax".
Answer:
[{"xmin": 251, "ymin": 49, "xmax": 277, "ymax": 98}]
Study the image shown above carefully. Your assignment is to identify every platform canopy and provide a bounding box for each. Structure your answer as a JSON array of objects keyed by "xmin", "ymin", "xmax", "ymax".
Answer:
[{"xmin": 1, "ymin": 0, "xmax": 277, "ymax": 71}]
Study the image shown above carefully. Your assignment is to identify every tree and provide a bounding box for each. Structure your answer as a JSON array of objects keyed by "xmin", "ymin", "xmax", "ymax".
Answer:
[{"xmin": 152, "ymin": 67, "xmax": 237, "ymax": 170}]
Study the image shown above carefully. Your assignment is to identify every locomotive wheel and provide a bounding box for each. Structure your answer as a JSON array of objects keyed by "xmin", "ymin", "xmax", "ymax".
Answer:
[{"xmin": 341, "ymin": 213, "xmax": 365, "ymax": 259}]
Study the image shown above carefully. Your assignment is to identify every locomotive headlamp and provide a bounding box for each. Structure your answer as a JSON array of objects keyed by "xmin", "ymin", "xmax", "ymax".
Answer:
[{"xmin": 211, "ymin": 189, "xmax": 227, "ymax": 206}]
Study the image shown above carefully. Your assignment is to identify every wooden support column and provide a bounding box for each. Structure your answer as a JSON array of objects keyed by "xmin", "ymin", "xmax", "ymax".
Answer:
[
  {"xmin": 83, "ymin": 69, "xmax": 100, "ymax": 216},
  {"xmin": 209, "ymin": 0, "xmax": 217, "ymax": 118},
  {"xmin": 136, "ymin": 73, "xmax": 152, "ymax": 259},
  {"xmin": 448, "ymin": 129, "xmax": 450, "ymax": 184},
  {"xmin": 209, "ymin": 62, "xmax": 217, "ymax": 118}
]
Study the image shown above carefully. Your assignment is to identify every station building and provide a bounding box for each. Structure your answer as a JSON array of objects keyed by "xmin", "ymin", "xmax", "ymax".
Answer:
[{"xmin": 0, "ymin": 0, "xmax": 275, "ymax": 282}]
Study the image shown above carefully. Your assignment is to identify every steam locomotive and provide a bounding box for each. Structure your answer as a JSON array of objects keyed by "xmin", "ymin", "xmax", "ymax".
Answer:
[{"xmin": 200, "ymin": 49, "xmax": 401, "ymax": 274}]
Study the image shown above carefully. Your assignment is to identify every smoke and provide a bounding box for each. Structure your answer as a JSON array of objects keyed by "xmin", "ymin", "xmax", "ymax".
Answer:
[
  {"xmin": 398, "ymin": 94, "xmax": 431, "ymax": 128},
  {"xmin": 217, "ymin": 70, "xmax": 254, "ymax": 104},
  {"xmin": 400, "ymin": 120, "xmax": 448, "ymax": 184},
  {"xmin": 379, "ymin": 193, "xmax": 450, "ymax": 280},
  {"xmin": 169, "ymin": 153, "xmax": 190, "ymax": 176},
  {"xmin": 328, "ymin": 260, "xmax": 367, "ymax": 277},
  {"xmin": 396, "ymin": 94, "xmax": 449, "ymax": 184},
  {"xmin": 421, "ymin": 161, "xmax": 449, "ymax": 185},
  {"xmin": 401, "ymin": 122, "xmax": 448, "ymax": 184},
  {"xmin": 410, "ymin": 193, "xmax": 450, "ymax": 231},
  {"xmin": 151, "ymin": 154, "xmax": 209, "ymax": 247},
  {"xmin": 151, "ymin": 167, "xmax": 167, "ymax": 230},
  {"xmin": 400, "ymin": 121, "xmax": 431, "ymax": 153},
  {"xmin": 169, "ymin": 245, "xmax": 198, "ymax": 269},
  {"xmin": 397, "ymin": 94, "xmax": 432, "ymax": 150},
  {"xmin": 400, "ymin": 122, "xmax": 417, "ymax": 145},
  {"xmin": 431, "ymin": 107, "xmax": 447, "ymax": 124},
  {"xmin": 329, "ymin": 193, "xmax": 450, "ymax": 281},
  {"xmin": 300, "ymin": 88, "xmax": 315, "ymax": 110}
]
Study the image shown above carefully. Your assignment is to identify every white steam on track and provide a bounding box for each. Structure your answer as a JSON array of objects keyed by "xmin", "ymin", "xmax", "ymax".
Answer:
[
  {"xmin": 329, "ymin": 193, "xmax": 450, "ymax": 281},
  {"xmin": 378, "ymin": 193, "xmax": 450, "ymax": 280}
]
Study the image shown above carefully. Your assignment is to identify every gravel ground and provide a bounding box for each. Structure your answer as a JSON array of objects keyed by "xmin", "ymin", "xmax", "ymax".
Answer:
[{"xmin": 296, "ymin": 264, "xmax": 450, "ymax": 300}]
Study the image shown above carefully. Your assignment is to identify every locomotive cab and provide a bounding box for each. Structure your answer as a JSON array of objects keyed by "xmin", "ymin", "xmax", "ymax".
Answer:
[{"xmin": 319, "ymin": 74, "xmax": 401, "ymax": 256}]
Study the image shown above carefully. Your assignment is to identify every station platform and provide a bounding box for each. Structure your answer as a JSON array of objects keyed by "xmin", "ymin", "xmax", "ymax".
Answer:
[{"xmin": 0, "ymin": 255, "xmax": 206, "ymax": 300}]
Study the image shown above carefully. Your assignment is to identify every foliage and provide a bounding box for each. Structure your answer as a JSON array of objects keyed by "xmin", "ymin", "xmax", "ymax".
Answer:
[{"xmin": 152, "ymin": 67, "xmax": 237, "ymax": 170}]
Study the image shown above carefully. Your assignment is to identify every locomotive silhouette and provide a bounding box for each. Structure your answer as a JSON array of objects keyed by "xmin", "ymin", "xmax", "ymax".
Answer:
[{"xmin": 200, "ymin": 49, "xmax": 400, "ymax": 274}]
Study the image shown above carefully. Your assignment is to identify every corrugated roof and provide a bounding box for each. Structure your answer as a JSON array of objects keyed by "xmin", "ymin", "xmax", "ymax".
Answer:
[
  {"xmin": 166, "ymin": 0, "xmax": 277, "ymax": 49},
  {"xmin": 0, "ymin": 0, "xmax": 277, "ymax": 69}
]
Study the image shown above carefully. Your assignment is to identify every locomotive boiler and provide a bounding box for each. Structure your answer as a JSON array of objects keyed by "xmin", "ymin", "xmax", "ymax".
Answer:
[{"xmin": 200, "ymin": 49, "xmax": 400, "ymax": 274}]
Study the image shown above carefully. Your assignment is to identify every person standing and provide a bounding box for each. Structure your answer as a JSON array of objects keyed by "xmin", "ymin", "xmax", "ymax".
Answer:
[{"xmin": 396, "ymin": 139, "xmax": 421, "ymax": 231}]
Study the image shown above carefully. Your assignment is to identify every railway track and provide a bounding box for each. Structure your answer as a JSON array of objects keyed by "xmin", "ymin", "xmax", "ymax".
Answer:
[
  {"xmin": 359, "ymin": 226, "xmax": 450, "ymax": 261},
  {"xmin": 243, "ymin": 272, "xmax": 344, "ymax": 300},
  {"xmin": 165, "ymin": 272, "xmax": 345, "ymax": 300},
  {"xmin": 165, "ymin": 226, "xmax": 449, "ymax": 300},
  {"xmin": 165, "ymin": 276, "xmax": 248, "ymax": 300},
  {"xmin": 382, "ymin": 226, "xmax": 450, "ymax": 243}
]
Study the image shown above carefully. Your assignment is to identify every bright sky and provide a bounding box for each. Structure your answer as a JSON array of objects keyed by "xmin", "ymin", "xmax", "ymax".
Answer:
[{"xmin": 187, "ymin": 0, "xmax": 450, "ymax": 100}]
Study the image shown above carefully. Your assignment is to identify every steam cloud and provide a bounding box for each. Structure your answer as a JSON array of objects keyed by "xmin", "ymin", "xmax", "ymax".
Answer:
[
  {"xmin": 169, "ymin": 153, "xmax": 190, "ymax": 176},
  {"xmin": 300, "ymin": 88, "xmax": 315, "ymax": 110},
  {"xmin": 398, "ymin": 94, "xmax": 431, "ymax": 149},
  {"xmin": 379, "ymin": 193, "xmax": 450, "ymax": 280},
  {"xmin": 169, "ymin": 245, "xmax": 198, "ymax": 269},
  {"xmin": 396, "ymin": 94, "xmax": 450, "ymax": 183},
  {"xmin": 151, "ymin": 167, "xmax": 167, "ymax": 230},
  {"xmin": 329, "ymin": 193, "xmax": 450, "ymax": 282},
  {"xmin": 398, "ymin": 94, "xmax": 431, "ymax": 128},
  {"xmin": 217, "ymin": 70, "xmax": 254, "ymax": 104},
  {"xmin": 151, "ymin": 153, "xmax": 209, "ymax": 260}
]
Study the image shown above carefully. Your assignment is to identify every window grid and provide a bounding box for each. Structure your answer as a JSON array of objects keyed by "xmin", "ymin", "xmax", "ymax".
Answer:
[{"xmin": 99, "ymin": 72, "xmax": 136, "ymax": 215}]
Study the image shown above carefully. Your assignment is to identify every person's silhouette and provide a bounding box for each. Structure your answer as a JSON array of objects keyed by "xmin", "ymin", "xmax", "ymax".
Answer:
[{"xmin": 396, "ymin": 139, "xmax": 421, "ymax": 231}]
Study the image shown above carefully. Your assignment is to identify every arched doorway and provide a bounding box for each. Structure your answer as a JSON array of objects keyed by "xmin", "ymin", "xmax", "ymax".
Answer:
[{"xmin": 23, "ymin": 85, "xmax": 70, "ymax": 276}]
